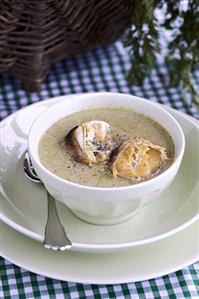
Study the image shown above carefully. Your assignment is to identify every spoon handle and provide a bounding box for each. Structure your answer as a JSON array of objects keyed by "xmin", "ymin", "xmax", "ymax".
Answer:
[{"xmin": 43, "ymin": 192, "xmax": 72, "ymax": 251}]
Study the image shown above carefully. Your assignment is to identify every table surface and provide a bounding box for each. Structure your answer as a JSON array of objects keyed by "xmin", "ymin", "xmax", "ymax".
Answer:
[{"xmin": 0, "ymin": 41, "xmax": 199, "ymax": 299}]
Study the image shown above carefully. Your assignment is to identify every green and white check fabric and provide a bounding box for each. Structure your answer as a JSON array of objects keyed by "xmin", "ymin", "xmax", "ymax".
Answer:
[
  {"xmin": 0, "ymin": 42, "xmax": 199, "ymax": 298},
  {"xmin": 0, "ymin": 42, "xmax": 199, "ymax": 121},
  {"xmin": 0, "ymin": 260, "xmax": 199, "ymax": 299}
]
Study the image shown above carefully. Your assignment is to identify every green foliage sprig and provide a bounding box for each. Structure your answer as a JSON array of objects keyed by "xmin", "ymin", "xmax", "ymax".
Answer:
[{"xmin": 125, "ymin": 0, "xmax": 199, "ymax": 105}]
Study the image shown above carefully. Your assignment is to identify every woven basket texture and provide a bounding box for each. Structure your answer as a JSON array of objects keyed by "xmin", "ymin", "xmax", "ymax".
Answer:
[{"xmin": 0, "ymin": 0, "xmax": 132, "ymax": 91}]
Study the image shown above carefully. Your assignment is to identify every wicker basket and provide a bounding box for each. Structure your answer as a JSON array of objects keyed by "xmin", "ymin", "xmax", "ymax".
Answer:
[{"xmin": 0, "ymin": 0, "xmax": 132, "ymax": 91}]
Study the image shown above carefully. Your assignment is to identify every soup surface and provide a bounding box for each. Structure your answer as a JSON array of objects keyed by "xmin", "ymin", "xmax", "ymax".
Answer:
[{"xmin": 38, "ymin": 108, "xmax": 174, "ymax": 187}]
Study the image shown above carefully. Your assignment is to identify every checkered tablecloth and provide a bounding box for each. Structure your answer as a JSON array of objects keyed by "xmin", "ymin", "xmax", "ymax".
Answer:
[{"xmin": 0, "ymin": 41, "xmax": 199, "ymax": 299}]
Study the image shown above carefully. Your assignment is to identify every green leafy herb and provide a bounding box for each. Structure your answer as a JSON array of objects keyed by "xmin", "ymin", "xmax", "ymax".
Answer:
[{"xmin": 125, "ymin": 0, "xmax": 199, "ymax": 106}]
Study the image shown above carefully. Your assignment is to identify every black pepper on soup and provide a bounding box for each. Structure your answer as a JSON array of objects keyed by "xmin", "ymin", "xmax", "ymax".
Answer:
[{"xmin": 38, "ymin": 108, "xmax": 174, "ymax": 187}]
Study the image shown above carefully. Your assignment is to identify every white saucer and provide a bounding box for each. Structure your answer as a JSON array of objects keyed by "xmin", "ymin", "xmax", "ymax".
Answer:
[
  {"xmin": 1, "ymin": 220, "xmax": 199, "ymax": 284},
  {"xmin": 1, "ymin": 95, "xmax": 199, "ymax": 252}
]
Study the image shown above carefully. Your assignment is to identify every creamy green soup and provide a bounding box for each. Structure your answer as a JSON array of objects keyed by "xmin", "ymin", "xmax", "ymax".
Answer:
[{"xmin": 38, "ymin": 108, "xmax": 174, "ymax": 187}]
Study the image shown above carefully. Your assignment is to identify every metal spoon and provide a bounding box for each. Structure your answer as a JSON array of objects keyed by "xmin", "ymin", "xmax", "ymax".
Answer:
[{"xmin": 23, "ymin": 152, "xmax": 72, "ymax": 251}]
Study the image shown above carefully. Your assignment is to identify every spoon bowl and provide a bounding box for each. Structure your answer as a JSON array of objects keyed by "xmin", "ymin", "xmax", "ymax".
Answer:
[{"xmin": 23, "ymin": 152, "xmax": 72, "ymax": 251}]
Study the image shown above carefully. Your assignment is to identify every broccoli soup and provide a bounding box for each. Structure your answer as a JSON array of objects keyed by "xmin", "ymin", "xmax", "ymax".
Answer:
[{"xmin": 38, "ymin": 108, "xmax": 174, "ymax": 187}]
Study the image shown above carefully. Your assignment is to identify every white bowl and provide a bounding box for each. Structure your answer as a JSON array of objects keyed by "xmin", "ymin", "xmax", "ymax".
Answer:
[{"xmin": 28, "ymin": 92, "xmax": 185, "ymax": 225}]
